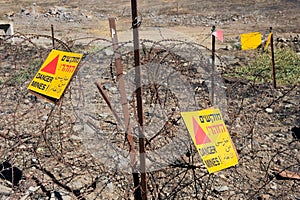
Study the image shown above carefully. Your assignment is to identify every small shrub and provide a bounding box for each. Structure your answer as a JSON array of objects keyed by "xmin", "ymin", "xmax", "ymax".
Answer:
[{"xmin": 227, "ymin": 47, "xmax": 300, "ymax": 86}]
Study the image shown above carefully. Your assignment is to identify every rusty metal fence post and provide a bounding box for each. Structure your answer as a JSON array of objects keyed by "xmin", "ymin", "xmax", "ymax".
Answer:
[
  {"xmin": 108, "ymin": 17, "xmax": 141, "ymax": 200},
  {"xmin": 131, "ymin": 0, "xmax": 148, "ymax": 199}
]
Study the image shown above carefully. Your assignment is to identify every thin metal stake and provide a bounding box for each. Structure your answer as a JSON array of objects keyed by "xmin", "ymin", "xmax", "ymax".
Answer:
[
  {"xmin": 94, "ymin": 82, "xmax": 122, "ymax": 124},
  {"xmin": 270, "ymin": 27, "xmax": 276, "ymax": 89},
  {"xmin": 211, "ymin": 25, "xmax": 216, "ymax": 106},
  {"xmin": 131, "ymin": 0, "xmax": 147, "ymax": 199},
  {"xmin": 51, "ymin": 24, "xmax": 55, "ymax": 49},
  {"xmin": 108, "ymin": 18, "xmax": 141, "ymax": 199}
]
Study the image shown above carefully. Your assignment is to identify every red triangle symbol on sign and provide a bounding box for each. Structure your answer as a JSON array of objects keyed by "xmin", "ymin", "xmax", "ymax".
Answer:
[
  {"xmin": 41, "ymin": 55, "xmax": 59, "ymax": 75},
  {"xmin": 192, "ymin": 117, "xmax": 211, "ymax": 145}
]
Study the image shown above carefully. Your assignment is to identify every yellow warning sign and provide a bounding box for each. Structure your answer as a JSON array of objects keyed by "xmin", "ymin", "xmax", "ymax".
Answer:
[
  {"xmin": 28, "ymin": 49, "xmax": 83, "ymax": 100},
  {"xmin": 240, "ymin": 32, "xmax": 262, "ymax": 50},
  {"xmin": 264, "ymin": 32, "xmax": 272, "ymax": 51},
  {"xmin": 181, "ymin": 107, "xmax": 238, "ymax": 173}
]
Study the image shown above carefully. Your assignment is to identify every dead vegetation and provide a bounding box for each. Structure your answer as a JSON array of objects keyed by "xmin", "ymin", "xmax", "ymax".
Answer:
[{"xmin": 0, "ymin": 30, "xmax": 299, "ymax": 199}]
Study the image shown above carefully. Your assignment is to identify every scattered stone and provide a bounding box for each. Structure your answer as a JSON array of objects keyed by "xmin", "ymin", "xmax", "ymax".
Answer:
[
  {"xmin": 104, "ymin": 49, "xmax": 114, "ymax": 56},
  {"xmin": 284, "ymin": 104, "xmax": 293, "ymax": 109},
  {"xmin": 17, "ymin": 144, "xmax": 27, "ymax": 149},
  {"xmin": 70, "ymin": 135, "xmax": 81, "ymax": 140},
  {"xmin": 261, "ymin": 144, "xmax": 268, "ymax": 148},
  {"xmin": 270, "ymin": 183, "xmax": 277, "ymax": 190},
  {"xmin": 0, "ymin": 184, "xmax": 12, "ymax": 195},
  {"xmin": 214, "ymin": 186, "xmax": 229, "ymax": 193},
  {"xmin": 73, "ymin": 125, "xmax": 83, "ymax": 132},
  {"xmin": 28, "ymin": 186, "xmax": 40, "ymax": 193},
  {"xmin": 50, "ymin": 190, "xmax": 72, "ymax": 200},
  {"xmin": 0, "ymin": 1, "xmax": 299, "ymax": 199},
  {"xmin": 183, "ymin": 62, "xmax": 189, "ymax": 67},
  {"xmin": 260, "ymin": 194, "xmax": 270, "ymax": 200},
  {"xmin": 85, "ymin": 75, "xmax": 91, "ymax": 79},
  {"xmin": 99, "ymin": 113, "xmax": 109, "ymax": 119},
  {"xmin": 218, "ymin": 174, "xmax": 227, "ymax": 180},
  {"xmin": 102, "ymin": 82, "xmax": 117, "ymax": 92},
  {"xmin": 24, "ymin": 99, "xmax": 30, "ymax": 104},
  {"xmin": 41, "ymin": 115, "xmax": 48, "ymax": 121},
  {"xmin": 265, "ymin": 108, "xmax": 273, "ymax": 113}
]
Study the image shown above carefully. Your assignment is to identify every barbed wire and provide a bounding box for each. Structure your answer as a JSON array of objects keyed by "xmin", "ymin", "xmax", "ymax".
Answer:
[{"xmin": 0, "ymin": 33, "xmax": 299, "ymax": 200}]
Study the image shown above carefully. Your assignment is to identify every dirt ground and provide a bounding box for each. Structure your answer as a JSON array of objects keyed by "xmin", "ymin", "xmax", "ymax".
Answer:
[
  {"xmin": 1, "ymin": 0, "xmax": 300, "ymax": 45},
  {"xmin": 0, "ymin": 0, "xmax": 299, "ymax": 200}
]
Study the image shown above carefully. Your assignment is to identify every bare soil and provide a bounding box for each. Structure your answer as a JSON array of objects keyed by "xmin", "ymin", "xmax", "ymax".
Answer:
[
  {"xmin": 0, "ymin": 0, "xmax": 299, "ymax": 200},
  {"xmin": 1, "ymin": 0, "xmax": 300, "ymax": 44}
]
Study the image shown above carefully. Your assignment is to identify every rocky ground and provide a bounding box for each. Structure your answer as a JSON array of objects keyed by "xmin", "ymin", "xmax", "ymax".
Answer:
[
  {"xmin": 0, "ymin": 0, "xmax": 299, "ymax": 200},
  {"xmin": 1, "ymin": 0, "xmax": 300, "ymax": 44}
]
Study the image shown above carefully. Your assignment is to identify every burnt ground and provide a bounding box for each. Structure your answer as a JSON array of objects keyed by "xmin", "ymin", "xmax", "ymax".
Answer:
[
  {"xmin": 0, "ymin": 0, "xmax": 299, "ymax": 200},
  {"xmin": 1, "ymin": 0, "xmax": 300, "ymax": 43}
]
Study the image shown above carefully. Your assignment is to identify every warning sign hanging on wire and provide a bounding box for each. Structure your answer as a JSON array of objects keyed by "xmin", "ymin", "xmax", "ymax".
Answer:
[
  {"xmin": 28, "ymin": 49, "xmax": 83, "ymax": 101},
  {"xmin": 240, "ymin": 32, "xmax": 262, "ymax": 50},
  {"xmin": 181, "ymin": 107, "xmax": 239, "ymax": 173}
]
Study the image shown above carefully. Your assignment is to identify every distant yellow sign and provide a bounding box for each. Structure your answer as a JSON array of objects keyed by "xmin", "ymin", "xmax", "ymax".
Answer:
[
  {"xmin": 240, "ymin": 32, "xmax": 262, "ymax": 50},
  {"xmin": 181, "ymin": 107, "xmax": 238, "ymax": 173},
  {"xmin": 28, "ymin": 49, "xmax": 83, "ymax": 100}
]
